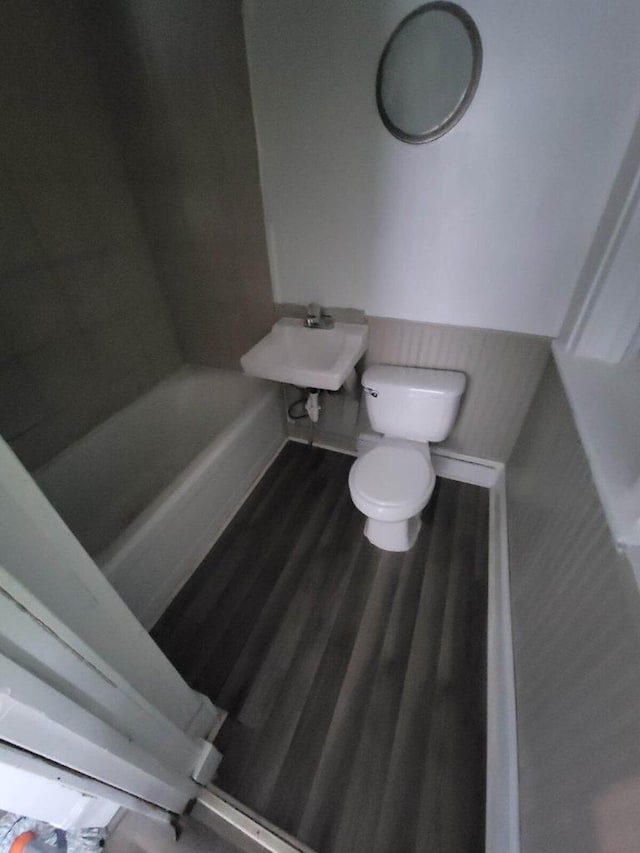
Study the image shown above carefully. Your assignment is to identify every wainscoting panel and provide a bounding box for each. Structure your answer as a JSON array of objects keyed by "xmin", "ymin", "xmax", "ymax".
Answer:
[
  {"xmin": 366, "ymin": 317, "xmax": 550, "ymax": 462},
  {"xmin": 506, "ymin": 359, "xmax": 640, "ymax": 853}
]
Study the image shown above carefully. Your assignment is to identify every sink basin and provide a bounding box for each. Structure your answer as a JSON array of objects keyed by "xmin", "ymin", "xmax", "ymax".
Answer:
[{"xmin": 240, "ymin": 317, "xmax": 368, "ymax": 391}]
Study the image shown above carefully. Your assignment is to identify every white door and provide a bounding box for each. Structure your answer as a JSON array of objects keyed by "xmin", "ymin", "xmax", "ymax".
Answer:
[{"xmin": 0, "ymin": 435, "xmax": 223, "ymax": 828}]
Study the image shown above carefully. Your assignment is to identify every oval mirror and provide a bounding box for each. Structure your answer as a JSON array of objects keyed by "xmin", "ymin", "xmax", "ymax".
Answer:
[{"xmin": 376, "ymin": 2, "xmax": 482, "ymax": 144}]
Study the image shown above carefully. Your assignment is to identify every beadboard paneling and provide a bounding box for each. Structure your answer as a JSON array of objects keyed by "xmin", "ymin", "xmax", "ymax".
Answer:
[
  {"xmin": 366, "ymin": 317, "xmax": 550, "ymax": 462},
  {"xmin": 507, "ymin": 359, "xmax": 640, "ymax": 853}
]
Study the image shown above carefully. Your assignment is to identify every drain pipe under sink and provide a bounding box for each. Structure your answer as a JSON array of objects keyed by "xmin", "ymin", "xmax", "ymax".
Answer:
[{"xmin": 305, "ymin": 389, "xmax": 321, "ymax": 423}]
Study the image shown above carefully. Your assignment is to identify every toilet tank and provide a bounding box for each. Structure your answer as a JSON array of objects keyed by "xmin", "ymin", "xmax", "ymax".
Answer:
[{"xmin": 362, "ymin": 365, "xmax": 466, "ymax": 443}]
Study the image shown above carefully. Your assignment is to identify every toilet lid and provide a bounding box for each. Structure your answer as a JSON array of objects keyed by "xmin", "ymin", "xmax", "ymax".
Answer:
[{"xmin": 351, "ymin": 445, "xmax": 433, "ymax": 508}]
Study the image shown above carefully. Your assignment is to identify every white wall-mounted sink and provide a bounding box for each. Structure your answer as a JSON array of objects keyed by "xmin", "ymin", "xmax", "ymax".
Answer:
[{"xmin": 240, "ymin": 317, "xmax": 368, "ymax": 391}]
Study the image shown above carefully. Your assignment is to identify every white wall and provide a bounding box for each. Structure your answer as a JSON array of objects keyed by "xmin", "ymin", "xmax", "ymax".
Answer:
[{"xmin": 244, "ymin": 0, "xmax": 640, "ymax": 336}]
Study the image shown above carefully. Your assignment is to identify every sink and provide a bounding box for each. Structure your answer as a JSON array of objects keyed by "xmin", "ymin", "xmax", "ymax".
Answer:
[{"xmin": 240, "ymin": 317, "xmax": 368, "ymax": 391}]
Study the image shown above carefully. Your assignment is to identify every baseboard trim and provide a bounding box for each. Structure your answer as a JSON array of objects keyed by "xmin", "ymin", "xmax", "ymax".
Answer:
[
  {"xmin": 288, "ymin": 432, "xmax": 358, "ymax": 457},
  {"xmin": 486, "ymin": 471, "xmax": 520, "ymax": 853},
  {"xmin": 431, "ymin": 447, "xmax": 503, "ymax": 488},
  {"xmin": 290, "ymin": 435, "xmax": 504, "ymax": 487},
  {"xmin": 194, "ymin": 787, "xmax": 314, "ymax": 853}
]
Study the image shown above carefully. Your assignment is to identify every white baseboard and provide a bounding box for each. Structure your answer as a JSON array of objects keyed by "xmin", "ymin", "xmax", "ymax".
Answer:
[
  {"xmin": 431, "ymin": 447, "xmax": 503, "ymax": 488},
  {"xmin": 295, "ymin": 433, "xmax": 504, "ymax": 484},
  {"xmin": 486, "ymin": 471, "xmax": 520, "ymax": 853},
  {"xmin": 288, "ymin": 432, "xmax": 358, "ymax": 457}
]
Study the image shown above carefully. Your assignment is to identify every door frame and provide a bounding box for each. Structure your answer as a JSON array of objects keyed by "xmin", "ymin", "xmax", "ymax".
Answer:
[{"xmin": 0, "ymin": 435, "xmax": 222, "ymax": 823}]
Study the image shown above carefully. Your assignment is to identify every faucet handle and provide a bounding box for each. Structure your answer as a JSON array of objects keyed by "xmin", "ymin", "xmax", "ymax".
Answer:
[{"xmin": 304, "ymin": 302, "xmax": 334, "ymax": 329}]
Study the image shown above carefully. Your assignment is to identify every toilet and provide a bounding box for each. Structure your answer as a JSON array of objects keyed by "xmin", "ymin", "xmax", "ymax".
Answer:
[{"xmin": 349, "ymin": 365, "xmax": 466, "ymax": 552}]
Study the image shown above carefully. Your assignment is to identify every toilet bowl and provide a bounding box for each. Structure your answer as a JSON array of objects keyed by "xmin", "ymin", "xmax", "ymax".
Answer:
[
  {"xmin": 349, "ymin": 441, "xmax": 436, "ymax": 551},
  {"xmin": 348, "ymin": 364, "xmax": 465, "ymax": 552}
]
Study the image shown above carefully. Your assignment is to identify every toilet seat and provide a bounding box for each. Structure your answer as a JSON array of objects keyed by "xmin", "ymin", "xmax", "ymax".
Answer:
[{"xmin": 349, "ymin": 444, "xmax": 435, "ymax": 523}]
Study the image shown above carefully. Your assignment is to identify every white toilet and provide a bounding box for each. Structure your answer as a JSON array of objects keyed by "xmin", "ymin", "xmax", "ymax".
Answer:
[{"xmin": 348, "ymin": 365, "xmax": 466, "ymax": 552}]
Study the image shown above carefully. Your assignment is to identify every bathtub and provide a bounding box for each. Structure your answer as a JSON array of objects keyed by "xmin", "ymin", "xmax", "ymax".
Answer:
[{"xmin": 35, "ymin": 366, "xmax": 286, "ymax": 628}]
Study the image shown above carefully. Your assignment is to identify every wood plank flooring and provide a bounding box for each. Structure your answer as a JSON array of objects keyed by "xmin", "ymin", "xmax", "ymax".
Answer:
[{"xmin": 152, "ymin": 442, "xmax": 488, "ymax": 853}]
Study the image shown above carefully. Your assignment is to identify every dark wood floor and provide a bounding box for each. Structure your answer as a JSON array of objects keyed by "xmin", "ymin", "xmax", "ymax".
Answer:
[{"xmin": 152, "ymin": 442, "xmax": 488, "ymax": 853}]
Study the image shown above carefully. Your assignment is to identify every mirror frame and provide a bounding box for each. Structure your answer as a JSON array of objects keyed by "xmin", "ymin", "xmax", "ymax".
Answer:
[{"xmin": 376, "ymin": 1, "xmax": 483, "ymax": 144}]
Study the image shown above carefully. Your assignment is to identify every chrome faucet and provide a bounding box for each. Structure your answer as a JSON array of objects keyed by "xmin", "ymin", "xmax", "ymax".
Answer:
[{"xmin": 304, "ymin": 302, "xmax": 334, "ymax": 329}]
